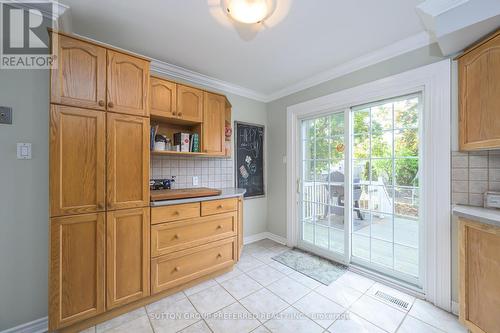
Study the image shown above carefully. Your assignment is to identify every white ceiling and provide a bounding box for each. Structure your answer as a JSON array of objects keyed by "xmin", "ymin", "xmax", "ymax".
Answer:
[{"xmin": 61, "ymin": 0, "xmax": 428, "ymax": 100}]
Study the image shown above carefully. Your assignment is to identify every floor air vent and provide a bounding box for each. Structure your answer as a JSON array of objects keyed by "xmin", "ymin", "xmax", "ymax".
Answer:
[{"xmin": 374, "ymin": 290, "xmax": 410, "ymax": 310}]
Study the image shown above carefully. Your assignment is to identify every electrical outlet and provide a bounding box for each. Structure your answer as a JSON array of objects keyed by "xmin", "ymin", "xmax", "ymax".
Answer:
[{"xmin": 192, "ymin": 176, "xmax": 199, "ymax": 186}]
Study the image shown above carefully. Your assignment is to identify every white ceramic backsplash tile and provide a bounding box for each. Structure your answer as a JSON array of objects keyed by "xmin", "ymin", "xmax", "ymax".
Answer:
[
  {"xmin": 451, "ymin": 151, "xmax": 500, "ymax": 206},
  {"xmin": 151, "ymin": 156, "xmax": 234, "ymax": 189}
]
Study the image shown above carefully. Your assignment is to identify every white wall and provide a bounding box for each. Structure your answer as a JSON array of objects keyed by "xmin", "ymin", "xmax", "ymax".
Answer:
[{"xmin": 0, "ymin": 69, "xmax": 50, "ymax": 330}]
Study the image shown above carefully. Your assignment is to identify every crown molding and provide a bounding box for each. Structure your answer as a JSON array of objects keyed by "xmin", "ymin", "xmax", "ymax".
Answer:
[
  {"xmin": 265, "ymin": 31, "xmax": 433, "ymax": 102},
  {"xmin": 5, "ymin": 0, "xmax": 69, "ymax": 21},
  {"xmin": 151, "ymin": 31, "xmax": 432, "ymax": 103},
  {"xmin": 150, "ymin": 60, "xmax": 269, "ymax": 102}
]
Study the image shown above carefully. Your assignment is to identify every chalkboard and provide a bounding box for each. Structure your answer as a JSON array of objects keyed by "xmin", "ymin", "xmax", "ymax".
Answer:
[{"xmin": 235, "ymin": 122, "xmax": 265, "ymax": 198}]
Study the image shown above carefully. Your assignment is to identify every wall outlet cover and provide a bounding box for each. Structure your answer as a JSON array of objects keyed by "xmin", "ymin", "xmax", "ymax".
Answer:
[
  {"xmin": 17, "ymin": 143, "xmax": 32, "ymax": 159},
  {"xmin": 192, "ymin": 176, "xmax": 199, "ymax": 186}
]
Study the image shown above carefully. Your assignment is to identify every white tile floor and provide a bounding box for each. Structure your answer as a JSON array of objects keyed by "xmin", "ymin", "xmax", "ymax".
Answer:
[{"xmin": 81, "ymin": 240, "xmax": 466, "ymax": 333}]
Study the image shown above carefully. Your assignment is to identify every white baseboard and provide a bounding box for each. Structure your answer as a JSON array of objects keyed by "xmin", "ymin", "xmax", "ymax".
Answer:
[
  {"xmin": 244, "ymin": 232, "xmax": 287, "ymax": 245},
  {"xmin": 1, "ymin": 317, "xmax": 48, "ymax": 333},
  {"xmin": 451, "ymin": 301, "xmax": 459, "ymax": 316}
]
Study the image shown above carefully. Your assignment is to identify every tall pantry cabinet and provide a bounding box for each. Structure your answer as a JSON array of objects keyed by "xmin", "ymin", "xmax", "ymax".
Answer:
[{"xmin": 49, "ymin": 31, "xmax": 150, "ymax": 330}]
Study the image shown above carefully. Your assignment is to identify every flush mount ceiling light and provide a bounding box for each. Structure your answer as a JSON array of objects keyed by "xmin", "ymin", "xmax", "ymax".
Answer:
[{"xmin": 225, "ymin": 0, "xmax": 274, "ymax": 24}]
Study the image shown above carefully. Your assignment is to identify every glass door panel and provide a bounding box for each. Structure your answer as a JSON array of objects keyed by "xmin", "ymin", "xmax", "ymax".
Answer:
[
  {"xmin": 351, "ymin": 93, "xmax": 421, "ymax": 285},
  {"xmin": 299, "ymin": 112, "xmax": 346, "ymax": 258}
]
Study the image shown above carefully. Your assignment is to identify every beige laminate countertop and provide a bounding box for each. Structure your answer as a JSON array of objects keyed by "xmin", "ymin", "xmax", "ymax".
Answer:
[
  {"xmin": 452, "ymin": 204, "xmax": 500, "ymax": 228},
  {"xmin": 150, "ymin": 188, "xmax": 246, "ymax": 207}
]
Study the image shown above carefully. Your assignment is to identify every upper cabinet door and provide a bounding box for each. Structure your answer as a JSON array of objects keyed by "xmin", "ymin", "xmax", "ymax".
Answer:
[
  {"xmin": 106, "ymin": 208, "xmax": 150, "ymax": 309},
  {"xmin": 459, "ymin": 32, "xmax": 500, "ymax": 150},
  {"xmin": 150, "ymin": 77, "xmax": 177, "ymax": 119},
  {"xmin": 107, "ymin": 113, "xmax": 150, "ymax": 210},
  {"xmin": 50, "ymin": 105, "xmax": 106, "ymax": 217},
  {"xmin": 177, "ymin": 85, "xmax": 203, "ymax": 122},
  {"xmin": 202, "ymin": 92, "xmax": 225, "ymax": 155},
  {"xmin": 51, "ymin": 34, "xmax": 107, "ymax": 110},
  {"xmin": 107, "ymin": 50, "xmax": 150, "ymax": 117}
]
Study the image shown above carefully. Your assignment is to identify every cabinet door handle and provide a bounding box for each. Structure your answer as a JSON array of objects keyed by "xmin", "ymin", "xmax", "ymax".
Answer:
[
  {"xmin": 177, "ymin": 112, "xmax": 183, "ymax": 117},
  {"xmin": 172, "ymin": 111, "xmax": 177, "ymax": 116},
  {"xmin": 108, "ymin": 101, "xmax": 114, "ymax": 108},
  {"xmin": 174, "ymin": 266, "xmax": 180, "ymax": 272},
  {"xmin": 97, "ymin": 203, "xmax": 104, "ymax": 210},
  {"xmin": 216, "ymin": 253, "xmax": 222, "ymax": 258},
  {"xmin": 217, "ymin": 225, "xmax": 223, "ymax": 229},
  {"xmin": 173, "ymin": 234, "xmax": 180, "ymax": 239},
  {"xmin": 98, "ymin": 100, "xmax": 105, "ymax": 107}
]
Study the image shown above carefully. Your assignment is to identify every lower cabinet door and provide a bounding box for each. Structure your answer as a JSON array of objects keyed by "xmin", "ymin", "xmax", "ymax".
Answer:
[
  {"xmin": 49, "ymin": 213, "xmax": 105, "ymax": 330},
  {"xmin": 151, "ymin": 237, "xmax": 236, "ymax": 294},
  {"xmin": 107, "ymin": 208, "xmax": 150, "ymax": 309}
]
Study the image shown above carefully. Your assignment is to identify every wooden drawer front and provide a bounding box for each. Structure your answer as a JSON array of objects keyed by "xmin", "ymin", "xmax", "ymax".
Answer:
[
  {"xmin": 201, "ymin": 198, "xmax": 238, "ymax": 216},
  {"xmin": 151, "ymin": 203, "xmax": 200, "ymax": 224},
  {"xmin": 151, "ymin": 212, "xmax": 237, "ymax": 257},
  {"xmin": 151, "ymin": 238, "xmax": 236, "ymax": 294}
]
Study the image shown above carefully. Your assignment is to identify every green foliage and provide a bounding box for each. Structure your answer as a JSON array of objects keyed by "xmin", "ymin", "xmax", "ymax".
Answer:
[{"xmin": 304, "ymin": 97, "xmax": 420, "ymax": 188}]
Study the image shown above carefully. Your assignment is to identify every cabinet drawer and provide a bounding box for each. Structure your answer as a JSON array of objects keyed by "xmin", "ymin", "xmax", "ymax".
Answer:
[
  {"xmin": 151, "ymin": 237, "xmax": 236, "ymax": 294},
  {"xmin": 151, "ymin": 212, "xmax": 237, "ymax": 257},
  {"xmin": 151, "ymin": 203, "xmax": 200, "ymax": 224},
  {"xmin": 201, "ymin": 198, "xmax": 238, "ymax": 216}
]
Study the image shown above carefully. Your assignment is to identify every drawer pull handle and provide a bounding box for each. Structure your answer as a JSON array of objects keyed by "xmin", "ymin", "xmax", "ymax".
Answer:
[
  {"xmin": 217, "ymin": 205, "xmax": 223, "ymax": 209},
  {"xmin": 174, "ymin": 266, "xmax": 181, "ymax": 272},
  {"xmin": 217, "ymin": 225, "xmax": 223, "ymax": 229},
  {"xmin": 217, "ymin": 253, "xmax": 222, "ymax": 258},
  {"xmin": 173, "ymin": 211, "xmax": 180, "ymax": 215},
  {"xmin": 173, "ymin": 234, "xmax": 180, "ymax": 239}
]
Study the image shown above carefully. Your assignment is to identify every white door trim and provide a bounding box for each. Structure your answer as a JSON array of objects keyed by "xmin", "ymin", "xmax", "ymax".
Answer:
[{"xmin": 286, "ymin": 59, "xmax": 451, "ymax": 310}]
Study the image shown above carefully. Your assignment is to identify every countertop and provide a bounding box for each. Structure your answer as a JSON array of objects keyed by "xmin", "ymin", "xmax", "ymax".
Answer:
[
  {"xmin": 150, "ymin": 188, "xmax": 246, "ymax": 207},
  {"xmin": 452, "ymin": 204, "xmax": 500, "ymax": 228}
]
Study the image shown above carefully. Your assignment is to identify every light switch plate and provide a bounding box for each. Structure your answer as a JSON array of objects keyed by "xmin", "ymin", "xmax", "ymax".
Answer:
[
  {"xmin": 192, "ymin": 176, "xmax": 199, "ymax": 186},
  {"xmin": 0, "ymin": 106, "xmax": 12, "ymax": 124},
  {"xmin": 17, "ymin": 143, "xmax": 32, "ymax": 159}
]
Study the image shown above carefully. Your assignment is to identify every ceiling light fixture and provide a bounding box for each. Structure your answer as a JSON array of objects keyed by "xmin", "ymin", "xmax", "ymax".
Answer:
[{"xmin": 226, "ymin": 0, "xmax": 270, "ymax": 24}]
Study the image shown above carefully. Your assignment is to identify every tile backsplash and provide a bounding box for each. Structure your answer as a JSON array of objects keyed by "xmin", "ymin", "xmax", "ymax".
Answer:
[
  {"xmin": 151, "ymin": 156, "xmax": 234, "ymax": 189},
  {"xmin": 451, "ymin": 150, "xmax": 500, "ymax": 206}
]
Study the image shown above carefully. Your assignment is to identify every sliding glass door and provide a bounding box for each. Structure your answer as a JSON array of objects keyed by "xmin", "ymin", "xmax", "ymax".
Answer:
[
  {"xmin": 298, "ymin": 93, "xmax": 422, "ymax": 286},
  {"xmin": 298, "ymin": 111, "xmax": 347, "ymax": 263}
]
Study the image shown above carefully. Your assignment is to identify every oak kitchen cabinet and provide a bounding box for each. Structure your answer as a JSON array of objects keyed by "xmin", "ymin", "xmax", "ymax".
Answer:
[
  {"xmin": 202, "ymin": 92, "xmax": 225, "ymax": 155},
  {"xmin": 49, "ymin": 213, "xmax": 106, "ymax": 329},
  {"xmin": 150, "ymin": 76, "xmax": 177, "ymax": 119},
  {"xmin": 49, "ymin": 31, "xmax": 151, "ymax": 331},
  {"xmin": 106, "ymin": 208, "xmax": 150, "ymax": 309},
  {"xmin": 107, "ymin": 50, "xmax": 150, "ymax": 117},
  {"xmin": 50, "ymin": 31, "xmax": 150, "ymax": 117},
  {"xmin": 458, "ymin": 29, "xmax": 500, "ymax": 150},
  {"xmin": 48, "ymin": 30, "xmax": 241, "ymax": 332},
  {"xmin": 106, "ymin": 112, "xmax": 150, "ymax": 210},
  {"xmin": 49, "ymin": 105, "xmax": 106, "ymax": 217},
  {"xmin": 459, "ymin": 218, "xmax": 500, "ymax": 333},
  {"xmin": 176, "ymin": 84, "xmax": 204, "ymax": 122},
  {"xmin": 51, "ymin": 34, "xmax": 107, "ymax": 111}
]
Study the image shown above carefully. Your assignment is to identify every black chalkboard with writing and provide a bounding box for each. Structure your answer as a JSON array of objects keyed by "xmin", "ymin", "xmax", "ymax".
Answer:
[{"xmin": 235, "ymin": 122, "xmax": 265, "ymax": 198}]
